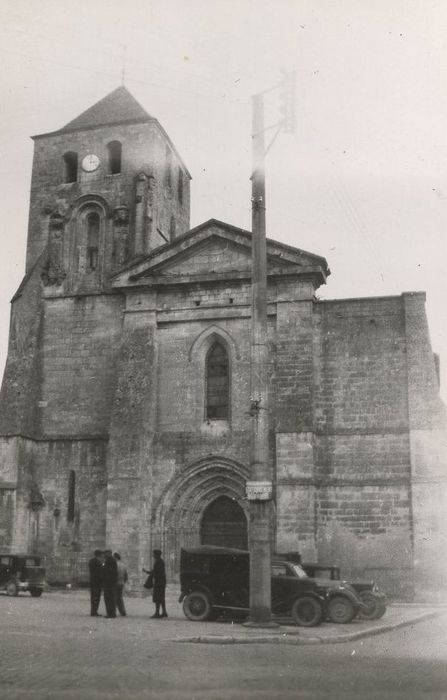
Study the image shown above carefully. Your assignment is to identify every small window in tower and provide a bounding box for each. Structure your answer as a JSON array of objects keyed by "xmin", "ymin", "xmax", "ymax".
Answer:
[
  {"xmin": 67, "ymin": 470, "xmax": 76, "ymax": 523},
  {"xmin": 107, "ymin": 141, "xmax": 122, "ymax": 174},
  {"xmin": 86, "ymin": 212, "xmax": 100, "ymax": 271},
  {"xmin": 170, "ymin": 215, "xmax": 176, "ymax": 240},
  {"xmin": 206, "ymin": 341, "xmax": 230, "ymax": 420},
  {"xmin": 165, "ymin": 147, "xmax": 172, "ymax": 189},
  {"xmin": 63, "ymin": 151, "xmax": 78, "ymax": 183},
  {"xmin": 178, "ymin": 167, "xmax": 183, "ymax": 203}
]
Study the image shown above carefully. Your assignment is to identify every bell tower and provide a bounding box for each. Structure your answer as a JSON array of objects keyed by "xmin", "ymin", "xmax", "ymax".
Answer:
[{"xmin": 26, "ymin": 86, "xmax": 191, "ymax": 294}]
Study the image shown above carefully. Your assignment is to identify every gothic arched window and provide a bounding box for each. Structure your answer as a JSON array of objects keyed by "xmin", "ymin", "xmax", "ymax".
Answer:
[
  {"xmin": 63, "ymin": 151, "xmax": 78, "ymax": 183},
  {"xmin": 86, "ymin": 212, "xmax": 100, "ymax": 271},
  {"xmin": 107, "ymin": 140, "xmax": 122, "ymax": 174},
  {"xmin": 206, "ymin": 341, "xmax": 229, "ymax": 420}
]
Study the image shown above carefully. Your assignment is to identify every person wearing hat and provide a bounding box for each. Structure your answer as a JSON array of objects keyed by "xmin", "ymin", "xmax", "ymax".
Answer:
[
  {"xmin": 143, "ymin": 549, "xmax": 167, "ymax": 618},
  {"xmin": 88, "ymin": 549, "xmax": 104, "ymax": 616},
  {"xmin": 103, "ymin": 549, "xmax": 118, "ymax": 618}
]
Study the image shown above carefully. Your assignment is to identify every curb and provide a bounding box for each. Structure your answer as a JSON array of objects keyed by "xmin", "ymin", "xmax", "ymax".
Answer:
[{"xmin": 169, "ymin": 610, "xmax": 439, "ymax": 645}]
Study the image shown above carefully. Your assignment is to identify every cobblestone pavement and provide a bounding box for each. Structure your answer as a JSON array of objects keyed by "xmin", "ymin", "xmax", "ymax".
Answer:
[{"xmin": 0, "ymin": 588, "xmax": 443, "ymax": 700}]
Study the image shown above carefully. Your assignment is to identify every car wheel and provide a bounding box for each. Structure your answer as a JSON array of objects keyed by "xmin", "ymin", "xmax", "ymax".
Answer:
[
  {"xmin": 30, "ymin": 588, "xmax": 43, "ymax": 598},
  {"xmin": 291, "ymin": 596, "xmax": 323, "ymax": 627},
  {"xmin": 327, "ymin": 595, "xmax": 356, "ymax": 623},
  {"xmin": 357, "ymin": 591, "xmax": 386, "ymax": 620},
  {"xmin": 5, "ymin": 580, "xmax": 19, "ymax": 596},
  {"xmin": 182, "ymin": 590, "xmax": 213, "ymax": 621}
]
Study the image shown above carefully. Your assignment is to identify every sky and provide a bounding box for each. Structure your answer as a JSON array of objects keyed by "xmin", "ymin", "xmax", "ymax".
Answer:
[{"xmin": 0, "ymin": 0, "xmax": 446, "ymax": 398}]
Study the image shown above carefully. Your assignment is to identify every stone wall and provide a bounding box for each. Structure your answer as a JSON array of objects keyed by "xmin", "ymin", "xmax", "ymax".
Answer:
[
  {"xmin": 27, "ymin": 121, "xmax": 190, "ymax": 274},
  {"xmin": 39, "ymin": 293, "xmax": 123, "ymax": 436},
  {"xmin": 2, "ymin": 217, "xmax": 446, "ymax": 597}
]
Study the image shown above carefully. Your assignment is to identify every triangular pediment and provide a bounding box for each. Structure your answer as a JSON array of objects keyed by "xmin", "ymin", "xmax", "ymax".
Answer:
[
  {"xmin": 151, "ymin": 236, "xmax": 252, "ymax": 276},
  {"xmin": 111, "ymin": 219, "xmax": 329, "ymax": 289}
]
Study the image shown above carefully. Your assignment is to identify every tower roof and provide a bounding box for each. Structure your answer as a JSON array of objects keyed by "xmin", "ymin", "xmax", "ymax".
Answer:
[{"xmin": 33, "ymin": 86, "xmax": 153, "ymax": 138}]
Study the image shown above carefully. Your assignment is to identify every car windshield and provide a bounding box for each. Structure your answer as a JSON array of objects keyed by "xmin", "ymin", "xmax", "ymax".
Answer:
[
  {"xmin": 314, "ymin": 568, "xmax": 334, "ymax": 579},
  {"xmin": 291, "ymin": 564, "xmax": 309, "ymax": 579}
]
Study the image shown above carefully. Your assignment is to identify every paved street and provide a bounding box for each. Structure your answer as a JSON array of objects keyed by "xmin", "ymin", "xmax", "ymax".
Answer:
[{"xmin": 1, "ymin": 589, "xmax": 447, "ymax": 700}]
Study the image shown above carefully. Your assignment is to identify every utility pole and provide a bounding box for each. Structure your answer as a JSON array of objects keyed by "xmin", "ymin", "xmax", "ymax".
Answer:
[
  {"xmin": 246, "ymin": 73, "xmax": 296, "ymax": 626},
  {"xmin": 246, "ymin": 92, "xmax": 274, "ymax": 625}
]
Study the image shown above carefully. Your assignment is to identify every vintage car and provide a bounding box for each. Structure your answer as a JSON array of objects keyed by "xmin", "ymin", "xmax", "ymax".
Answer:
[
  {"xmin": 180, "ymin": 545, "xmax": 326, "ymax": 627},
  {"xmin": 301, "ymin": 562, "xmax": 387, "ymax": 620},
  {"xmin": 272, "ymin": 557, "xmax": 366, "ymax": 623},
  {"xmin": 278, "ymin": 552, "xmax": 386, "ymax": 621},
  {"xmin": 0, "ymin": 553, "xmax": 46, "ymax": 597}
]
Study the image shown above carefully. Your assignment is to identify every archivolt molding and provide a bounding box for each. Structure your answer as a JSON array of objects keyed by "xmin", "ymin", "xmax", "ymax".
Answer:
[
  {"xmin": 188, "ymin": 325, "xmax": 240, "ymax": 362},
  {"xmin": 152, "ymin": 455, "xmax": 249, "ymax": 532},
  {"xmin": 70, "ymin": 194, "xmax": 111, "ymax": 219}
]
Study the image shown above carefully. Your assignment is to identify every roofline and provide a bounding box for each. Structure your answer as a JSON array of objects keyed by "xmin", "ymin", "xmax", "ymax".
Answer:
[
  {"xmin": 188, "ymin": 219, "xmax": 330, "ymax": 267},
  {"xmin": 11, "ymin": 249, "xmax": 47, "ymax": 302},
  {"xmin": 110, "ymin": 217, "xmax": 330, "ymax": 280},
  {"xmin": 31, "ymin": 116, "xmax": 153, "ymax": 140},
  {"xmin": 316, "ymin": 291, "xmax": 426, "ymax": 304}
]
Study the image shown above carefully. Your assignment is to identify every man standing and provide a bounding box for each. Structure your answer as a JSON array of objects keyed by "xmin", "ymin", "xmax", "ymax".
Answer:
[
  {"xmin": 144, "ymin": 549, "xmax": 167, "ymax": 619},
  {"xmin": 103, "ymin": 549, "xmax": 118, "ymax": 618},
  {"xmin": 113, "ymin": 552, "xmax": 128, "ymax": 617},
  {"xmin": 88, "ymin": 549, "xmax": 104, "ymax": 617}
]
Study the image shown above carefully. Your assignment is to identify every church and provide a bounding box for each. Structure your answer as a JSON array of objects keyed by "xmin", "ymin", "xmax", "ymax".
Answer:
[{"xmin": 0, "ymin": 86, "xmax": 446, "ymax": 599}]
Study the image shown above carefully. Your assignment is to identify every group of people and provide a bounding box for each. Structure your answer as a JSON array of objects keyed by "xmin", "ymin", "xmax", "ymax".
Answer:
[{"xmin": 88, "ymin": 548, "xmax": 167, "ymax": 619}]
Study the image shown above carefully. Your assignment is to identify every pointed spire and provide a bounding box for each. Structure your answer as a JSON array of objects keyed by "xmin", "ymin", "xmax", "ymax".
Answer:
[{"xmin": 56, "ymin": 86, "xmax": 152, "ymax": 135}]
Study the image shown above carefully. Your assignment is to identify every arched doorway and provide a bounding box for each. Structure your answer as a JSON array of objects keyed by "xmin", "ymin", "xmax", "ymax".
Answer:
[{"xmin": 201, "ymin": 496, "xmax": 248, "ymax": 549}]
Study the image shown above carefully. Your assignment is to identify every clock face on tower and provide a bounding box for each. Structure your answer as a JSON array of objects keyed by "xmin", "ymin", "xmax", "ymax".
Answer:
[{"xmin": 82, "ymin": 154, "xmax": 100, "ymax": 172}]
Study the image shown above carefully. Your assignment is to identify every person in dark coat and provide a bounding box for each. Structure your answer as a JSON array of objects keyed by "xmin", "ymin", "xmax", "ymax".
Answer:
[
  {"xmin": 143, "ymin": 549, "xmax": 167, "ymax": 618},
  {"xmin": 88, "ymin": 549, "xmax": 104, "ymax": 616},
  {"xmin": 113, "ymin": 552, "xmax": 128, "ymax": 617},
  {"xmin": 103, "ymin": 549, "xmax": 118, "ymax": 618}
]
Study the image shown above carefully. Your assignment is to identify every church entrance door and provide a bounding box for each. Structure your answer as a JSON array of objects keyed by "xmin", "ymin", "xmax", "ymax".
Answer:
[{"xmin": 200, "ymin": 496, "xmax": 248, "ymax": 550}]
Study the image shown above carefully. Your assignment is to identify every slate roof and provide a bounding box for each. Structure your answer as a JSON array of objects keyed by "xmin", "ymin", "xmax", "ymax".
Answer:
[{"xmin": 33, "ymin": 86, "xmax": 153, "ymax": 138}]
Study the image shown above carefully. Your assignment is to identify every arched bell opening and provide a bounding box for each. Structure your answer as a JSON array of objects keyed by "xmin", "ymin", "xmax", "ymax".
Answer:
[{"xmin": 200, "ymin": 495, "xmax": 248, "ymax": 550}]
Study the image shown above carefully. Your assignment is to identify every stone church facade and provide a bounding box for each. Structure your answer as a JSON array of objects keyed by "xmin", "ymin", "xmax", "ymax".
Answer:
[{"xmin": 0, "ymin": 86, "xmax": 446, "ymax": 599}]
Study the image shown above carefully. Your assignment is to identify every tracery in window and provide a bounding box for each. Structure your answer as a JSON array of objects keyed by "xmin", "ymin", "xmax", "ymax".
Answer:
[{"xmin": 206, "ymin": 341, "xmax": 229, "ymax": 420}]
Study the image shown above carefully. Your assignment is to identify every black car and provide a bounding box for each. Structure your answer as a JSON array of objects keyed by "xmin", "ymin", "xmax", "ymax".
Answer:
[
  {"xmin": 179, "ymin": 545, "xmax": 326, "ymax": 626},
  {"xmin": 301, "ymin": 562, "xmax": 387, "ymax": 620},
  {"xmin": 0, "ymin": 553, "xmax": 46, "ymax": 597},
  {"xmin": 273, "ymin": 557, "xmax": 366, "ymax": 623}
]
